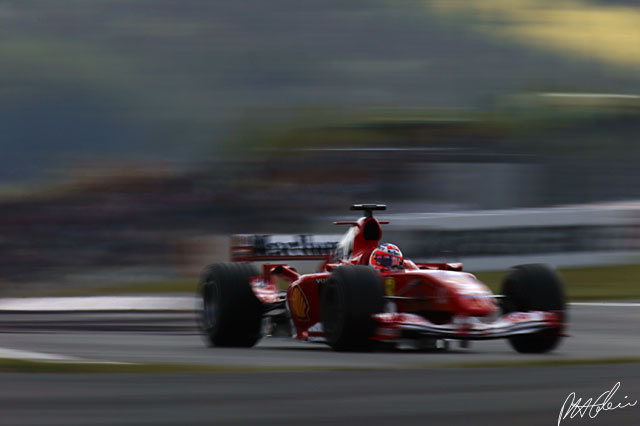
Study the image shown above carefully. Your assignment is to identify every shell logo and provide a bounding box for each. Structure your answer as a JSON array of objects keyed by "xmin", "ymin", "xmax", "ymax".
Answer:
[
  {"xmin": 384, "ymin": 277, "xmax": 395, "ymax": 296},
  {"xmin": 290, "ymin": 286, "xmax": 309, "ymax": 320}
]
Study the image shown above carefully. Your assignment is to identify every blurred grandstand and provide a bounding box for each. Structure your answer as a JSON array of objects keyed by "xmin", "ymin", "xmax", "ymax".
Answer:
[{"xmin": 2, "ymin": 98, "xmax": 640, "ymax": 290}]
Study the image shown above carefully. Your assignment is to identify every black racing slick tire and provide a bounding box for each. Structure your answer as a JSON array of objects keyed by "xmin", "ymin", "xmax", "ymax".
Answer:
[
  {"xmin": 198, "ymin": 262, "xmax": 263, "ymax": 347},
  {"xmin": 501, "ymin": 264, "xmax": 566, "ymax": 354},
  {"xmin": 321, "ymin": 265, "xmax": 384, "ymax": 351}
]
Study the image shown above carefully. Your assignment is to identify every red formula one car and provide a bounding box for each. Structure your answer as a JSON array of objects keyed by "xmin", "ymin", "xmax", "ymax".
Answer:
[{"xmin": 198, "ymin": 205, "xmax": 567, "ymax": 353}]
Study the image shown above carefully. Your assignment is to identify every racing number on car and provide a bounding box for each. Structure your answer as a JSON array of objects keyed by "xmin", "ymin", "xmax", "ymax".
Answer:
[
  {"xmin": 384, "ymin": 277, "xmax": 395, "ymax": 296},
  {"xmin": 290, "ymin": 286, "xmax": 309, "ymax": 320}
]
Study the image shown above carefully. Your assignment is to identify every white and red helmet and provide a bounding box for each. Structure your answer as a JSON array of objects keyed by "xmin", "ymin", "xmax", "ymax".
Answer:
[{"xmin": 370, "ymin": 243, "xmax": 403, "ymax": 269}]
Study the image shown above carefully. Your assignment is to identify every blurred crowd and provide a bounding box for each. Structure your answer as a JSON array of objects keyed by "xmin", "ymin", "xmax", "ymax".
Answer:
[{"xmin": 2, "ymin": 105, "xmax": 640, "ymax": 288}]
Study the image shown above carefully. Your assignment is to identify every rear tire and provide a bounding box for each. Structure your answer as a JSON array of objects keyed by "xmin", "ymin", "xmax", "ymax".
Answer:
[
  {"xmin": 321, "ymin": 265, "xmax": 384, "ymax": 351},
  {"xmin": 198, "ymin": 262, "xmax": 263, "ymax": 347},
  {"xmin": 501, "ymin": 264, "xmax": 566, "ymax": 353}
]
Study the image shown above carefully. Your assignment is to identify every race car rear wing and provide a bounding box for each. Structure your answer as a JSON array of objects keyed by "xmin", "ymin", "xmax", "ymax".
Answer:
[{"xmin": 231, "ymin": 234, "xmax": 342, "ymax": 262}]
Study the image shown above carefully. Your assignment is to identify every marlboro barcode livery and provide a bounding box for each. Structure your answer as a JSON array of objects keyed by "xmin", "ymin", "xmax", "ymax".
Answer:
[{"xmin": 198, "ymin": 204, "xmax": 567, "ymax": 353}]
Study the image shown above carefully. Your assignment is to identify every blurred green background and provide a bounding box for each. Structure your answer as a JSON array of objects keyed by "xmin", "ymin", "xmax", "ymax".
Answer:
[
  {"xmin": 1, "ymin": 0, "xmax": 640, "ymax": 295},
  {"xmin": 2, "ymin": 0, "xmax": 639, "ymax": 181}
]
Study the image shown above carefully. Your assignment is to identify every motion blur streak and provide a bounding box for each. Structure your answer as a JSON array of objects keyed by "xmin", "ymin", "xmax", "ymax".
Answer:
[
  {"xmin": 429, "ymin": 0, "xmax": 640, "ymax": 69},
  {"xmin": 0, "ymin": 0, "xmax": 640, "ymax": 294},
  {"xmin": 1, "ymin": 366, "xmax": 640, "ymax": 426}
]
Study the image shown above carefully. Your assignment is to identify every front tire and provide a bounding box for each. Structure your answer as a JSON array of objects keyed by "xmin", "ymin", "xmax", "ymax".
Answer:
[
  {"xmin": 198, "ymin": 262, "xmax": 263, "ymax": 347},
  {"xmin": 321, "ymin": 265, "xmax": 384, "ymax": 351},
  {"xmin": 501, "ymin": 264, "xmax": 566, "ymax": 353}
]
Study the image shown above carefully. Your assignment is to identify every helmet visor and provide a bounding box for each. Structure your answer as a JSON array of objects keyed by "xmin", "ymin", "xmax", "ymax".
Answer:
[{"xmin": 373, "ymin": 253, "xmax": 401, "ymax": 267}]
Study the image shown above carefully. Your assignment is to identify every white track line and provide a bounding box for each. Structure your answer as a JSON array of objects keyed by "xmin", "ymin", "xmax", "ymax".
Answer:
[
  {"xmin": 569, "ymin": 302, "xmax": 640, "ymax": 307},
  {"xmin": 0, "ymin": 297, "xmax": 637, "ymax": 312},
  {"xmin": 0, "ymin": 296, "xmax": 195, "ymax": 312},
  {"xmin": 0, "ymin": 347, "xmax": 132, "ymax": 364},
  {"xmin": 0, "ymin": 347, "xmax": 84, "ymax": 361}
]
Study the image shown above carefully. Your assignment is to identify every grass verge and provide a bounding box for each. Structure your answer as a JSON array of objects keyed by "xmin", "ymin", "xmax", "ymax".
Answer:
[
  {"xmin": 436, "ymin": 356, "xmax": 640, "ymax": 369},
  {"xmin": 475, "ymin": 264, "xmax": 640, "ymax": 301},
  {"xmin": 9, "ymin": 263, "xmax": 640, "ymax": 300},
  {"xmin": 0, "ymin": 358, "xmax": 306, "ymax": 374},
  {"xmin": 2, "ymin": 356, "xmax": 640, "ymax": 374},
  {"xmin": 37, "ymin": 278, "xmax": 199, "ymax": 297}
]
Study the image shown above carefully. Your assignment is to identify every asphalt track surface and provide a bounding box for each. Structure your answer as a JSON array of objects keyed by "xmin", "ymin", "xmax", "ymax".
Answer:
[
  {"xmin": 0, "ymin": 301, "xmax": 639, "ymax": 425},
  {"xmin": 0, "ymin": 303, "xmax": 638, "ymax": 367},
  {"xmin": 2, "ymin": 366, "xmax": 639, "ymax": 426}
]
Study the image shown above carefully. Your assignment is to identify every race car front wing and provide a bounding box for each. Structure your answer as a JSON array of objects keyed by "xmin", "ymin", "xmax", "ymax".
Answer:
[{"xmin": 371, "ymin": 311, "xmax": 564, "ymax": 341}]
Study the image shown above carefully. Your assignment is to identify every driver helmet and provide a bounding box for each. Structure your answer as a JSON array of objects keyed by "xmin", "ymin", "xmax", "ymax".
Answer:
[{"xmin": 370, "ymin": 243, "xmax": 403, "ymax": 269}]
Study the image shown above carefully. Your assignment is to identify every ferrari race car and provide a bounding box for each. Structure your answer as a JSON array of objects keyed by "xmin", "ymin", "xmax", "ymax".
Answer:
[{"xmin": 198, "ymin": 204, "xmax": 567, "ymax": 353}]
